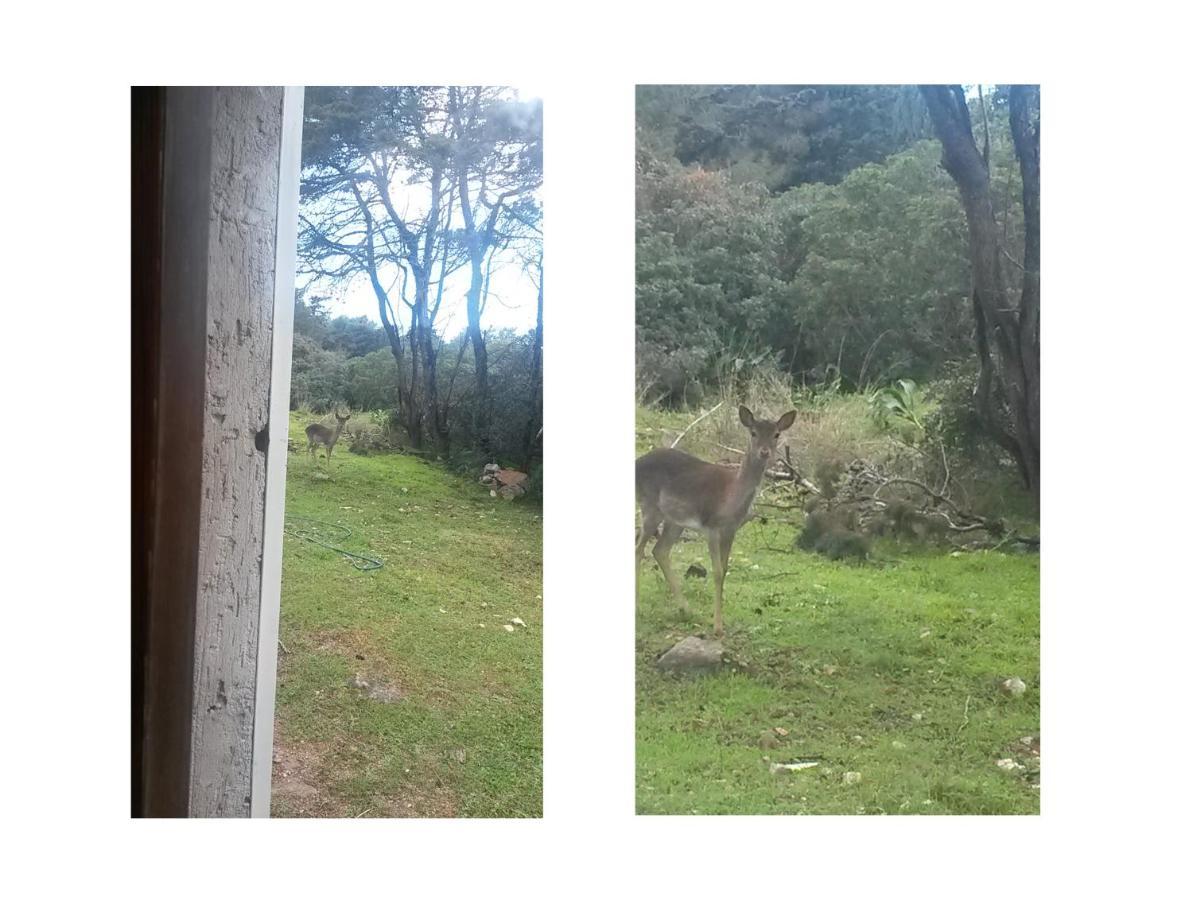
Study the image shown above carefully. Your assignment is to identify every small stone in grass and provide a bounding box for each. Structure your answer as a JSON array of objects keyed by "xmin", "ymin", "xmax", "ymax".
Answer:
[
  {"xmin": 1000, "ymin": 676, "xmax": 1027, "ymax": 697},
  {"xmin": 843, "ymin": 771, "xmax": 862, "ymax": 785},
  {"xmin": 996, "ymin": 758, "xmax": 1024, "ymax": 772},
  {"xmin": 503, "ymin": 623, "xmax": 515, "ymax": 632},
  {"xmin": 510, "ymin": 617, "xmax": 526, "ymax": 627},
  {"xmin": 891, "ymin": 740, "xmax": 907, "ymax": 750}
]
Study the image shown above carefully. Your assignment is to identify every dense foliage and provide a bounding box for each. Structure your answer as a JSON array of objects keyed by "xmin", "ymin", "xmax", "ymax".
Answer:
[
  {"xmin": 636, "ymin": 85, "xmax": 1037, "ymax": 495},
  {"xmin": 290, "ymin": 294, "xmax": 541, "ymax": 471}
]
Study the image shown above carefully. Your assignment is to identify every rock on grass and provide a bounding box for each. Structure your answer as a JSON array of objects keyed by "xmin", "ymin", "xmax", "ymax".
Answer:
[{"xmin": 656, "ymin": 636, "xmax": 724, "ymax": 674}]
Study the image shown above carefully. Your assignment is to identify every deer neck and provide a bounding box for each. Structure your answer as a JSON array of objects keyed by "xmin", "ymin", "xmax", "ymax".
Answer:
[
  {"xmin": 727, "ymin": 453, "xmax": 768, "ymax": 518},
  {"xmin": 333, "ymin": 421, "xmax": 345, "ymax": 441}
]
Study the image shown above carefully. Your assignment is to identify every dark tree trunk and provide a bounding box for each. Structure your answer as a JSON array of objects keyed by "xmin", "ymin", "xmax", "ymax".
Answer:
[
  {"xmin": 465, "ymin": 248, "xmax": 492, "ymax": 455},
  {"xmin": 1008, "ymin": 86, "xmax": 1041, "ymax": 470},
  {"xmin": 920, "ymin": 85, "xmax": 1040, "ymax": 497},
  {"xmin": 521, "ymin": 269, "xmax": 544, "ymax": 471},
  {"xmin": 408, "ymin": 271, "xmax": 439, "ymax": 450},
  {"xmin": 369, "ymin": 262, "xmax": 414, "ymax": 441}
]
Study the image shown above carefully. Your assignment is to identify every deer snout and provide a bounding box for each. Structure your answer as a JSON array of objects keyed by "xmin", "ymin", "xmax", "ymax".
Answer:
[{"xmin": 759, "ymin": 447, "xmax": 771, "ymax": 459}]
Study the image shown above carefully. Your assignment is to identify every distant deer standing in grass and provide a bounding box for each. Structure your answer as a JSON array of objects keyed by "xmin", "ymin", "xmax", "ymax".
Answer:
[
  {"xmin": 636, "ymin": 405, "xmax": 796, "ymax": 636},
  {"xmin": 305, "ymin": 409, "xmax": 351, "ymax": 463}
]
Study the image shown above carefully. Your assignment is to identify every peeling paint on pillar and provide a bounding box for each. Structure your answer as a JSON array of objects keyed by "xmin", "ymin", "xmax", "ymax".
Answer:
[{"xmin": 190, "ymin": 87, "xmax": 284, "ymax": 817}]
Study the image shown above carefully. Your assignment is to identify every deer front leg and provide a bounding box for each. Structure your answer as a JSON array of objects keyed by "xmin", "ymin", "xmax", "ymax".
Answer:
[{"xmin": 709, "ymin": 529, "xmax": 729, "ymax": 637}]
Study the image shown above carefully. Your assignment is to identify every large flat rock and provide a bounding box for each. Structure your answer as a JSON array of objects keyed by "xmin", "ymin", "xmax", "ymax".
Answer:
[{"xmin": 656, "ymin": 636, "xmax": 724, "ymax": 674}]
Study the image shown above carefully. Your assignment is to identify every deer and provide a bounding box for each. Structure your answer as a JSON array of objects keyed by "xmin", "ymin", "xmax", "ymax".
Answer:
[
  {"xmin": 305, "ymin": 408, "xmax": 352, "ymax": 463},
  {"xmin": 636, "ymin": 405, "xmax": 796, "ymax": 636}
]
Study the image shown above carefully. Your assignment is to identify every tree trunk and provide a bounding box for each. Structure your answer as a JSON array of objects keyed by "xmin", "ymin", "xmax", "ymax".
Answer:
[
  {"xmin": 521, "ymin": 269, "xmax": 543, "ymax": 471},
  {"xmin": 920, "ymin": 85, "xmax": 1040, "ymax": 497},
  {"xmin": 465, "ymin": 246, "xmax": 492, "ymax": 455},
  {"xmin": 369, "ymin": 265, "xmax": 412, "ymax": 438},
  {"xmin": 1008, "ymin": 86, "xmax": 1041, "ymax": 474}
]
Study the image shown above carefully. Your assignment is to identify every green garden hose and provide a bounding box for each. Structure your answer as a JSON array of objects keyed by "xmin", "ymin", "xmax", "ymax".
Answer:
[{"xmin": 283, "ymin": 515, "xmax": 384, "ymax": 571}]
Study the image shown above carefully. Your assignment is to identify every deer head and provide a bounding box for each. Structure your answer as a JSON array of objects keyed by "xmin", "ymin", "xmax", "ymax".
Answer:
[{"xmin": 739, "ymin": 405, "xmax": 796, "ymax": 466}]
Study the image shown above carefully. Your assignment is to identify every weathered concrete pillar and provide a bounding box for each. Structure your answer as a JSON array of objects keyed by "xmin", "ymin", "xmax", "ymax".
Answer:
[{"xmin": 141, "ymin": 86, "xmax": 301, "ymax": 817}]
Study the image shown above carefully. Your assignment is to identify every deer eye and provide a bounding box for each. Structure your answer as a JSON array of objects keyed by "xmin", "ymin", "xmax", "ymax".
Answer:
[{"xmin": 774, "ymin": 432, "xmax": 780, "ymax": 439}]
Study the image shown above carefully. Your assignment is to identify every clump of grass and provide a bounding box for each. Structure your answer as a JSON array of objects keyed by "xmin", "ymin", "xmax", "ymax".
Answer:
[{"xmin": 640, "ymin": 363, "xmax": 897, "ymax": 485}]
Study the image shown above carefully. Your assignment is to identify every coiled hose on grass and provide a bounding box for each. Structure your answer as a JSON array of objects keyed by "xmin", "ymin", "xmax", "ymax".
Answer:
[{"xmin": 283, "ymin": 515, "xmax": 383, "ymax": 571}]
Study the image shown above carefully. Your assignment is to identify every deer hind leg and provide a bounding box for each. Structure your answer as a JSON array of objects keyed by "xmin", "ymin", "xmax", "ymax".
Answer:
[
  {"xmin": 636, "ymin": 509, "xmax": 661, "ymax": 591},
  {"xmin": 652, "ymin": 521, "xmax": 687, "ymax": 612},
  {"xmin": 634, "ymin": 510, "xmax": 663, "ymax": 568}
]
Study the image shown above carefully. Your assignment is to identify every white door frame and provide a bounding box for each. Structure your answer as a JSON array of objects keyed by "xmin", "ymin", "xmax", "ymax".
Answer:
[{"xmin": 250, "ymin": 85, "xmax": 304, "ymax": 817}]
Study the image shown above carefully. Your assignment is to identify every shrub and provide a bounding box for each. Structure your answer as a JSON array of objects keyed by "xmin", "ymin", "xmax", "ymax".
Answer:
[{"xmin": 797, "ymin": 510, "xmax": 871, "ymax": 562}]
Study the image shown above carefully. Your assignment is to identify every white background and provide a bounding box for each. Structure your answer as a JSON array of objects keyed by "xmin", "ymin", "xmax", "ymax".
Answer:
[{"xmin": 1, "ymin": 1, "xmax": 1190, "ymax": 896}]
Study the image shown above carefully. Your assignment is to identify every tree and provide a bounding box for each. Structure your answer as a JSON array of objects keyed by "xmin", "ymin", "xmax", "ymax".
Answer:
[
  {"xmin": 919, "ymin": 85, "xmax": 1040, "ymax": 495},
  {"xmin": 298, "ymin": 86, "xmax": 466, "ymax": 449},
  {"xmin": 778, "ymin": 140, "xmax": 972, "ymax": 386},
  {"xmin": 448, "ymin": 87, "xmax": 543, "ymax": 454},
  {"xmin": 521, "ymin": 247, "xmax": 544, "ymax": 471}
]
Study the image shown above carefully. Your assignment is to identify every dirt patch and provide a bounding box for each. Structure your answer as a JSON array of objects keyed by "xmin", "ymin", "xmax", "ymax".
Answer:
[
  {"xmin": 270, "ymin": 732, "xmax": 460, "ymax": 818},
  {"xmin": 270, "ymin": 739, "xmax": 349, "ymax": 818},
  {"xmin": 311, "ymin": 627, "xmax": 378, "ymax": 658},
  {"xmin": 382, "ymin": 784, "xmax": 458, "ymax": 818},
  {"xmin": 348, "ymin": 672, "xmax": 404, "ymax": 704}
]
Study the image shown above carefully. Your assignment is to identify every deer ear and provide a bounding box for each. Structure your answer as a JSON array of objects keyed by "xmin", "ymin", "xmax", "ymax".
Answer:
[
  {"xmin": 739, "ymin": 406, "xmax": 755, "ymax": 428},
  {"xmin": 777, "ymin": 410, "xmax": 796, "ymax": 431}
]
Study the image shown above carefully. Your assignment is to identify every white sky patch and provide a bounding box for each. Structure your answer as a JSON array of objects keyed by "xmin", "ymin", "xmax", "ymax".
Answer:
[
  {"xmin": 300, "ymin": 86, "xmax": 542, "ymax": 338},
  {"xmin": 321, "ymin": 245, "xmax": 539, "ymax": 338}
]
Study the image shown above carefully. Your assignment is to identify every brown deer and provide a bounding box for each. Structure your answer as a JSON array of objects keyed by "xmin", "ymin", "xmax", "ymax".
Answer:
[
  {"xmin": 305, "ymin": 408, "xmax": 351, "ymax": 462},
  {"xmin": 636, "ymin": 405, "xmax": 796, "ymax": 636}
]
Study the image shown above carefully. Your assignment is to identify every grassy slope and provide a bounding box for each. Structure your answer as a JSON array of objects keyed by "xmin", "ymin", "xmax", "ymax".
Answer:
[
  {"xmin": 273, "ymin": 413, "xmax": 542, "ymax": 818},
  {"xmin": 636, "ymin": 408, "xmax": 1040, "ymax": 815}
]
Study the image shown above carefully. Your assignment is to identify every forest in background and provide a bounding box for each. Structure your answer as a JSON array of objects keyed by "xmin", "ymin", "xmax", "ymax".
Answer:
[
  {"xmin": 636, "ymin": 85, "xmax": 1039, "ymax": 504},
  {"xmin": 294, "ymin": 86, "xmax": 543, "ymax": 475}
]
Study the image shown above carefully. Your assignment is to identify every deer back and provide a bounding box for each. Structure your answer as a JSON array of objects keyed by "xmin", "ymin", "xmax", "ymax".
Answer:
[
  {"xmin": 636, "ymin": 448, "xmax": 749, "ymax": 530},
  {"xmin": 306, "ymin": 422, "xmax": 334, "ymax": 444}
]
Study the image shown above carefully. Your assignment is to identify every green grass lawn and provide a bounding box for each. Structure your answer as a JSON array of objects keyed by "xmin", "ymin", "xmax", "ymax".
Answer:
[
  {"xmin": 272, "ymin": 413, "xmax": 542, "ymax": 818},
  {"xmin": 636, "ymin": 413, "xmax": 1040, "ymax": 815}
]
